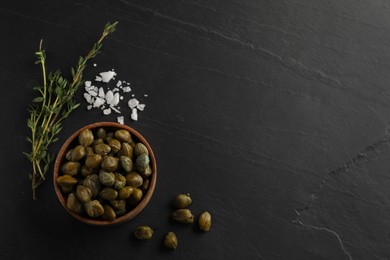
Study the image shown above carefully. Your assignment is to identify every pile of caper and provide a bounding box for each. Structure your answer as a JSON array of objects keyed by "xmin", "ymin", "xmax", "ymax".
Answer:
[
  {"xmin": 133, "ymin": 193, "xmax": 212, "ymax": 250},
  {"xmin": 56, "ymin": 127, "xmax": 152, "ymax": 221}
]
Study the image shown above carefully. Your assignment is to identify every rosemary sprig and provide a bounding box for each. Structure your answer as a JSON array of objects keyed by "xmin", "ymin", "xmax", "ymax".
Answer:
[{"xmin": 25, "ymin": 21, "xmax": 118, "ymax": 200}]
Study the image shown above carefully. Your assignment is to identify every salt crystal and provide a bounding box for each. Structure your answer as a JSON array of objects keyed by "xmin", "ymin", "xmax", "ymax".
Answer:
[
  {"xmin": 128, "ymin": 98, "xmax": 139, "ymax": 109},
  {"xmin": 99, "ymin": 71, "xmax": 117, "ymax": 83},
  {"xmin": 113, "ymin": 88, "xmax": 119, "ymax": 92},
  {"xmin": 123, "ymin": 86, "xmax": 131, "ymax": 93},
  {"xmin": 120, "ymin": 96, "xmax": 124, "ymax": 100},
  {"xmin": 117, "ymin": 116, "xmax": 124, "ymax": 124},
  {"xmin": 98, "ymin": 87, "xmax": 105, "ymax": 97},
  {"xmin": 84, "ymin": 93, "xmax": 92, "ymax": 103},
  {"xmin": 113, "ymin": 93, "xmax": 120, "ymax": 106},
  {"xmin": 95, "ymin": 76, "xmax": 102, "ymax": 82},
  {"xmin": 144, "ymin": 94, "xmax": 148, "ymax": 97},
  {"xmin": 87, "ymin": 105, "xmax": 93, "ymax": 110},
  {"xmin": 131, "ymin": 94, "xmax": 135, "ymax": 97},
  {"xmin": 89, "ymin": 91, "xmax": 98, "ymax": 97},
  {"xmin": 93, "ymin": 97, "xmax": 105, "ymax": 108},
  {"xmin": 103, "ymin": 108, "xmax": 111, "ymax": 115},
  {"xmin": 93, "ymin": 63, "xmax": 97, "ymax": 67},
  {"xmin": 131, "ymin": 108, "xmax": 138, "ymax": 121},
  {"xmin": 85, "ymin": 81, "xmax": 92, "ymax": 87},
  {"xmin": 116, "ymin": 80, "xmax": 122, "ymax": 87},
  {"xmin": 105, "ymin": 90, "xmax": 114, "ymax": 104},
  {"xmin": 111, "ymin": 106, "xmax": 121, "ymax": 113},
  {"xmin": 137, "ymin": 104, "xmax": 145, "ymax": 111}
]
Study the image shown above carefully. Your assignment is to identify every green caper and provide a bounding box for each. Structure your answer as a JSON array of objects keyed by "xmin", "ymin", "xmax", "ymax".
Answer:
[
  {"xmin": 99, "ymin": 170, "xmax": 115, "ymax": 187},
  {"xmin": 61, "ymin": 161, "xmax": 80, "ymax": 176},
  {"xmin": 57, "ymin": 174, "xmax": 78, "ymax": 187},
  {"xmin": 114, "ymin": 129, "xmax": 131, "ymax": 143},
  {"xmin": 108, "ymin": 139, "xmax": 121, "ymax": 153},
  {"xmin": 142, "ymin": 178, "xmax": 150, "ymax": 191},
  {"xmin": 76, "ymin": 185, "xmax": 92, "ymax": 203},
  {"xmin": 118, "ymin": 142, "xmax": 133, "ymax": 158},
  {"xmin": 84, "ymin": 200, "xmax": 104, "ymax": 217},
  {"xmin": 80, "ymin": 165, "xmax": 94, "ymax": 177},
  {"xmin": 173, "ymin": 193, "xmax": 192, "ymax": 209},
  {"xmin": 70, "ymin": 145, "xmax": 86, "ymax": 161},
  {"xmin": 78, "ymin": 129, "xmax": 94, "ymax": 147},
  {"xmin": 114, "ymin": 173, "xmax": 126, "ymax": 190},
  {"xmin": 198, "ymin": 211, "xmax": 211, "ymax": 232},
  {"xmin": 85, "ymin": 146, "xmax": 94, "ymax": 156},
  {"xmin": 118, "ymin": 186, "xmax": 133, "ymax": 199},
  {"xmin": 99, "ymin": 187, "xmax": 118, "ymax": 201},
  {"xmin": 109, "ymin": 199, "xmax": 126, "ymax": 210},
  {"xmin": 66, "ymin": 193, "xmax": 83, "ymax": 214},
  {"xmin": 60, "ymin": 185, "xmax": 74, "ymax": 194},
  {"xmin": 172, "ymin": 209, "xmax": 194, "ymax": 224},
  {"xmin": 101, "ymin": 156, "xmax": 119, "ymax": 172},
  {"xmin": 135, "ymin": 153, "xmax": 150, "ymax": 172},
  {"xmin": 128, "ymin": 188, "xmax": 143, "ymax": 205},
  {"xmin": 93, "ymin": 138, "xmax": 104, "ymax": 147},
  {"xmin": 164, "ymin": 232, "xmax": 178, "ymax": 250},
  {"xmin": 94, "ymin": 143, "xmax": 111, "ymax": 155},
  {"xmin": 140, "ymin": 165, "xmax": 152, "ymax": 178},
  {"xmin": 82, "ymin": 174, "xmax": 101, "ymax": 197},
  {"xmin": 120, "ymin": 156, "xmax": 133, "ymax": 172},
  {"xmin": 96, "ymin": 128, "xmax": 107, "ymax": 139},
  {"xmin": 134, "ymin": 143, "xmax": 149, "ymax": 157},
  {"xmin": 65, "ymin": 149, "xmax": 73, "ymax": 161},
  {"xmin": 102, "ymin": 205, "xmax": 116, "ymax": 221},
  {"xmin": 134, "ymin": 226, "xmax": 153, "ymax": 240},
  {"xmin": 85, "ymin": 154, "xmax": 103, "ymax": 169},
  {"xmin": 125, "ymin": 172, "xmax": 143, "ymax": 188}
]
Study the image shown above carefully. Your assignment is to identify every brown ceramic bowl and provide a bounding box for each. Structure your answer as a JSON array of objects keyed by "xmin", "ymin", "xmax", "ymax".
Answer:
[{"xmin": 53, "ymin": 122, "xmax": 157, "ymax": 226}]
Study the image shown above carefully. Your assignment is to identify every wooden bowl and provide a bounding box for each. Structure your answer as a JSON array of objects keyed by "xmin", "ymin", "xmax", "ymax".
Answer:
[{"xmin": 53, "ymin": 122, "xmax": 157, "ymax": 226}]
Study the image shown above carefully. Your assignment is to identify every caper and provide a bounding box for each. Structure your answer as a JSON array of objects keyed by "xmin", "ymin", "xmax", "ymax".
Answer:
[
  {"xmin": 118, "ymin": 142, "xmax": 133, "ymax": 158},
  {"xmin": 99, "ymin": 170, "xmax": 115, "ymax": 187},
  {"xmin": 140, "ymin": 165, "xmax": 152, "ymax": 178},
  {"xmin": 84, "ymin": 200, "xmax": 104, "ymax": 218},
  {"xmin": 142, "ymin": 178, "xmax": 149, "ymax": 191},
  {"xmin": 94, "ymin": 143, "xmax": 111, "ymax": 155},
  {"xmin": 80, "ymin": 165, "xmax": 94, "ymax": 177},
  {"xmin": 133, "ymin": 226, "xmax": 153, "ymax": 240},
  {"xmin": 66, "ymin": 193, "xmax": 83, "ymax": 214},
  {"xmin": 115, "ymin": 129, "xmax": 131, "ymax": 143},
  {"xmin": 99, "ymin": 187, "xmax": 118, "ymax": 201},
  {"xmin": 82, "ymin": 174, "xmax": 101, "ymax": 197},
  {"xmin": 125, "ymin": 172, "xmax": 143, "ymax": 188},
  {"xmin": 172, "ymin": 209, "xmax": 194, "ymax": 224},
  {"xmin": 57, "ymin": 175, "xmax": 78, "ymax": 187},
  {"xmin": 114, "ymin": 173, "xmax": 126, "ymax": 190},
  {"xmin": 102, "ymin": 205, "xmax": 116, "ymax": 221},
  {"xmin": 61, "ymin": 161, "xmax": 80, "ymax": 176},
  {"xmin": 60, "ymin": 185, "xmax": 74, "ymax": 194},
  {"xmin": 173, "ymin": 193, "xmax": 192, "ymax": 209},
  {"xmin": 85, "ymin": 154, "xmax": 103, "ymax": 169},
  {"xmin": 78, "ymin": 129, "xmax": 94, "ymax": 147},
  {"xmin": 134, "ymin": 143, "xmax": 149, "ymax": 157},
  {"xmin": 96, "ymin": 127, "xmax": 107, "ymax": 139},
  {"xmin": 128, "ymin": 188, "xmax": 143, "ymax": 205},
  {"xmin": 65, "ymin": 149, "xmax": 73, "ymax": 161},
  {"xmin": 76, "ymin": 185, "xmax": 92, "ymax": 203},
  {"xmin": 108, "ymin": 139, "xmax": 121, "ymax": 153},
  {"xmin": 135, "ymin": 153, "xmax": 150, "ymax": 172},
  {"xmin": 101, "ymin": 156, "xmax": 119, "ymax": 172},
  {"xmin": 109, "ymin": 199, "xmax": 126, "ymax": 210},
  {"xmin": 85, "ymin": 146, "xmax": 94, "ymax": 156},
  {"xmin": 198, "ymin": 211, "xmax": 211, "ymax": 232},
  {"xmin": 120, "ymin": 156, "xmax": 133, "ymax": 172},
  {"xmin": 70, "ymin": 145, "xmax": 86, "ymax": 161},
  {"xmin": 164, "ymin": 232, "xmax": 178, "ymax": 250},
  {"xmin": 118, "ymin": 186, "xmax": 133, "ymax": 199}
]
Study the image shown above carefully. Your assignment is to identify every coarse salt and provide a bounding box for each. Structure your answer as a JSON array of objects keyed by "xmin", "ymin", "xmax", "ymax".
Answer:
[
  {"xmin": 137, "ymin": 104, "xmax": 145, "ymax": 111},
  {"xmin": 117, "ymin": 116, "xmax": 124, "ymax": 124},
  {"xmin": 131, "ymin": 108, "xmax": 138, "ymax": 121},
  {"xmin": 95, "ymin": 76, "xmax": 102, "ymax": 82},
  {"xmin": 103, "ymin": 108, "xmax": 111, "ymax": 115},
  {"xmin": 116, "ymin": 80, "xmax": 122, "ymax": 87},
  {"xmin": 123, "ymin": 86, "xmax": 131, "ymax": 93},
  {"xmin": 128, "ymin": 98, "xmax": 139, "ymax": 109},
  {"xmin": 105, "ymin": 90, "xmax": 114, "ymax": 104},
  {"xmin": 99, "ymin": 71, "xmax": 117, "ymax": 83}
]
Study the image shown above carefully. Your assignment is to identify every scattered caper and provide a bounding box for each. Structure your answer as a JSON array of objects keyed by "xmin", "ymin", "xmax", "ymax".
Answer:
[
  {"xmin": 172, "ymin": 209, "xmax": 194, "ymax": 224},
  {"xmin": 134, "ymin": 226, "xmax": 153, "ymax": 240},
  {"xmin": 173, "ymin": 193, "xmax": 192, "ymax": 209},
  {"xmin": 66, "ymin": 193, "xmax": 83, "ymax": 214},
  {"xmin": 78, "ymin": 129, "xmax": 94, "ymax": 147},
  {"xmin": 101, "ymin": 156, "xmax": 119, "ymax": 172},
  {"xmin": 115, "ymin": 129, "xmax": 131, "ymax": 143},
  {"xmin": 125, "ymin": 172, "xmax": 143, "ymax": 188},
  {"xmin": 164, "ymin": 232, "xmax": 178, "ymax": 250},
  {"xmin": 198, "ymin": 211, "xmax": 211, "ymax": 232},
  {"xmin": 134, "ymin": 143, "xmax": 149, "ymax": 156},
  {"xmin": 76, "ymin": 185, "xmax": 92, "ymax": 203},
  {"xmin": 85, "ymin": 154, "xmax": 103, "ymax": 169},
  {"xmin": 61, "ymin": 161, "xmax": 80, "ymax": 176},
  {"xmin": 84, "ymin": 200, "xmax": 104, "ymax": 218}
]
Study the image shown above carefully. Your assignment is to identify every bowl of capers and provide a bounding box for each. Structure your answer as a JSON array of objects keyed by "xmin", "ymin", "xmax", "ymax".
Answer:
[{"xmin": 53, "ymin": 122, "xmax": 157, "ymax": 226}]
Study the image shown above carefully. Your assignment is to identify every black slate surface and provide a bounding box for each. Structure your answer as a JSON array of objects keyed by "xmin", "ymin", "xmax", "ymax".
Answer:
[{"xmin": 1, "ymin": 0, "xmax": 390, "ymax": 259}]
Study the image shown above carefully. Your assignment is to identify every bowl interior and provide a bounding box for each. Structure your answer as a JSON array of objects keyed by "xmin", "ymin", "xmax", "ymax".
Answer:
[{"xmin": 53, "ymin": 122, "xmax": 157, "ymax": 226}]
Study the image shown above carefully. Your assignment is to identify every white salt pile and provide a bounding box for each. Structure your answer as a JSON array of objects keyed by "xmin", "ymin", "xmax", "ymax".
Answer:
[{"xmin": 83, "ymin": 69, "xmax": 147, "ymax": 124}]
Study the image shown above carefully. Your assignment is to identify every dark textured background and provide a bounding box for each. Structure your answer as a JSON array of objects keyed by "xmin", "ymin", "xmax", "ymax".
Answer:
[{"xmin": 1, "ymin": 0, "xmax": 390, "ymax": 259}]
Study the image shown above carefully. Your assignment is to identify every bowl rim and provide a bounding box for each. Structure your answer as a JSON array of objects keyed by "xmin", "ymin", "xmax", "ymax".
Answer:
[{"xmin": 53, "ymin": 121, "xmax": 157, "ymax": 226}]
